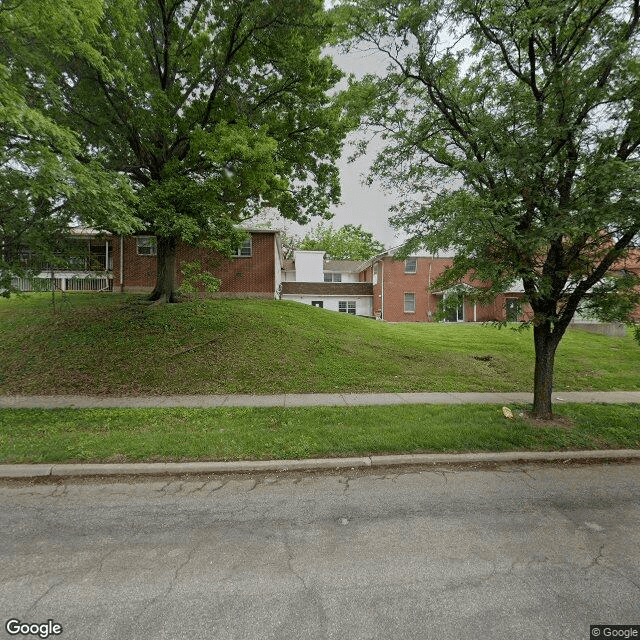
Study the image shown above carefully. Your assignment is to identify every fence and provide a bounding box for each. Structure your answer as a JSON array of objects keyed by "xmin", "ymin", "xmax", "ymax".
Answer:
[{"xmin": 10, "ymin": 276, "xmax": 113, "ymax": 292}]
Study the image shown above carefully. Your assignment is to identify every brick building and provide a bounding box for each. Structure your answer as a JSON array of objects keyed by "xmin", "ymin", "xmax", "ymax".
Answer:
[
  {"xmin": 359, "ymin": 247, "xmax": 531, "ymax": 323},
  {"xmin": 280, "ymin": 247, "xmax": 530, "ymax": 322},
  {"xmin": 6, "ymin": 227, "xmax": 283, "ymax": 297},
  {"xmin": 10, "ymin": 225, "xmax": 638, "ymax": 324},
  {"xmin": 111, "ymin": 229, "xmax": 283, "ymax": 297}
]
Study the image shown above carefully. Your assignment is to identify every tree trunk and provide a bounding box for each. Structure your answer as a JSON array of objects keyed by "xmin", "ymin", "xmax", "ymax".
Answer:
[
  {"xmin": 532, "ymin": 322, "xmax": 561, "ymax": 419},
  {"xmin": 149, "ymin": 235, "xmax": 179, "ymax": 302}
]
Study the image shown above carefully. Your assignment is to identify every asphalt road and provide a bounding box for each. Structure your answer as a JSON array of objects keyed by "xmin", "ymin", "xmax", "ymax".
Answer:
[{"xmin": 1, "ymin": 463, "xmax": 639, "ymax": 640}]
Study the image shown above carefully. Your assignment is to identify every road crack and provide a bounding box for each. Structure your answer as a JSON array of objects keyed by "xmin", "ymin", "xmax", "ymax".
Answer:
[
  {"xmin": 28, "ymin": 580, "xmax": 64, "ymax": 614},
  {"xmin": 205, "ymin": 480, "xmax": 228, "ymax": 496},
  {"xmin": 184, "ymin": 481, "xmax": 208, "ymax": 495},
  {"xmin": 133, "ymin": 546, "xmax": 198, "ymax": 622}
]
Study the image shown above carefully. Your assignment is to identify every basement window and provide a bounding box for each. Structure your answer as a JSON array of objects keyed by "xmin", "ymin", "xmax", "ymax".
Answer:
[
  {"xmin": 136, "ymin": 236, "xmax": 157, "ymax": 256},
  {"xmin": 338, "ymin": 301, "xmax": 356, "ymax": 315}
]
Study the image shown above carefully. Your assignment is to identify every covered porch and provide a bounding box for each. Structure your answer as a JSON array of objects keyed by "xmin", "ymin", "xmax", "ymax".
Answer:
[{"xmin": 8, "ymin": 228, "xmax": 114, "ymax": 292}]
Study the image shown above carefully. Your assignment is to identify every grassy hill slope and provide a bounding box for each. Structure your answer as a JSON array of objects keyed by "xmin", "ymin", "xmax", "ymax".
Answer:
[{"xmin": 1, "ymin": 294, "xmax": 638, "ymax": 395}]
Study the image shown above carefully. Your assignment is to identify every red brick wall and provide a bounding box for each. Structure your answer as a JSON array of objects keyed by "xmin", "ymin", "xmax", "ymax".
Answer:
[
  {"xmin": 380, "ymin": 257, "xmax": 451, "ymax": 322},
  {"xmin": 111, "ymin": 232, "xmax": 276, "ymax": 294},
  {"xmin": 377, "ymin": 256, "xmax": 534, "ymax": 322},
  {"xmin": 183, "ymin": 233, "xmax": 275, "ymax": 294},
  {"xmin": 111, "ymin": 236, "xmax": 156, "ymax": 291}
]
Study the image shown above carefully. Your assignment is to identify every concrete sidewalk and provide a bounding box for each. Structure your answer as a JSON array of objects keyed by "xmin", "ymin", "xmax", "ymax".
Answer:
[{"xmin": 0, "ymin": 390, "xmax": 639, "ymax": 408}]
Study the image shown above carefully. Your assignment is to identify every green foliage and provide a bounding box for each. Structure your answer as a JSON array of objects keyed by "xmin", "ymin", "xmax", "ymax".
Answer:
[
  {"xmin": 579, "ymin": 272, "xmax": 640, "ymax": 323},
  {"xmin": 334, "ymin": 0, "xmax": 640, "ymax": 414},
  {"xmin": 0, "ymin": 0, "xmax": 139, "ymax": 296},
  {"xmin": 178, "ymin": 261, "xmax": 221, "ymax": 298},
  {"xmin": 334, "ymin": 0, "xmax": 640, "ymax": 332},
  {"xmin": 298, "ymin": 223, "xmax": 385, "ymax": 259},
  {"xmin": 433, "ymin": 287, "xmax": 466, "ymax": 322},
  {"xmin": 54, "ymin": 0, "xmax": 352, "ymax": 282}
]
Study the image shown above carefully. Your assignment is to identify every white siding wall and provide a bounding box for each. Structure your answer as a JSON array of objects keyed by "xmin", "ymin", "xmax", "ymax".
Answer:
[
  {"xmin": 282, "ymin": 295, "xmax": 373, "ymax": 317},
  {"xmin": 283, "ymin": 269, "xmax": 359, "ymax": 282},
  {"xmin": 324, "ymin": 272, "xmax": 359, "ymax": 283},
  {"xmin": 293, "ymin": 251, "xmax": 325, "ymax": 282}
]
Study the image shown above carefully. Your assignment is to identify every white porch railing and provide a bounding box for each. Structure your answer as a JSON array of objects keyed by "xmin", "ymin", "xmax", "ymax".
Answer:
[{"xmin": 10, "ymin": 275, "xmax": 112, "ymax": 292}]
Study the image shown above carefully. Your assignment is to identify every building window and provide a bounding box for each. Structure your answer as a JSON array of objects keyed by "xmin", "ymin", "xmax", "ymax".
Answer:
[
  {"xmin": 404, "ymin": 292, "xmax": 416, "ymax": 313},
  {"xmin": 136, "ymin": 236, "xmax": 157, "ymax": 256},
  {"xmin": 233, "ymin": 237, "xmax": 252, "ymax": 257},
  {"xmin": 311, "ymin": 301, "xmax": 324, "ymax": 308},
  {"xmin": 324, "ymin": 273, "xmax": 342, "ymax": 282},
  {"xmin": 404, "ymin": 258, "xmax": 417, "ymax": 274},
  {"xmin": 338, "ymin": 301, "xmax": 356, "ymax": 314},
  {"xmin": 373, "ymin": 263, "xmax": 379, "ymax": 285}
]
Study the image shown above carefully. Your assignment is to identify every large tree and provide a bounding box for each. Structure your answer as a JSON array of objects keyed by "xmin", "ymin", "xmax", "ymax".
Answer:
[
  {"xmin": 0, "ymin": 0, "xmax": 138, "ymax": 295},
  {"xmin": 298, "ymin": 223, "xmax": 385, "ymax": 259},
  {"xmin": 335, "ymin": 0, "xmax": 640, "ymax": 418},
  {"xmin": 56, "ymin": 0, "xmax": 350, "ymax": 301}
]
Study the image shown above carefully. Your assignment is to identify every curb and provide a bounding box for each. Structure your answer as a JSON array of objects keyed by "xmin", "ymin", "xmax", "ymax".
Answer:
[{"xmin": 1, "ymin": 449, "xmax": 639, "ymax": 479}]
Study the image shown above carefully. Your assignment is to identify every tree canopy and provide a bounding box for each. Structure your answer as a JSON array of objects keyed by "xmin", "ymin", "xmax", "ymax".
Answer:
[
  {"xmin": 298, "ymin": 223, "xmax": 385, "ymax": 259},
  {"xmin": 52, "ymin": 0, "xmax": 351, "ymax": 301},
  {"xmin": 334, "ymin": 0, "xmax": 640, "ymax": 418},
  {"xmin": 0, "ymin": 0, "xmax": 138, "ymax": 295}
]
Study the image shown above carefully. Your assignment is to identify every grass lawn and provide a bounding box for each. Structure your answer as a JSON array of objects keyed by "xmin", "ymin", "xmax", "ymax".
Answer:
[
  {"xmin": 1, "ymin": 404, "xmax": 639, "ymax": 464},
  {"xmin": 0, "ymin": 293, "xmax": 638, "ymax": 396}
]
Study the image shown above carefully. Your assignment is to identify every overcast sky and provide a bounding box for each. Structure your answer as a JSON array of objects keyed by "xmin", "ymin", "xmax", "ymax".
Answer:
[{"xmin": 260, "ymin": 45, "xmax": 406, "ymax": 250}]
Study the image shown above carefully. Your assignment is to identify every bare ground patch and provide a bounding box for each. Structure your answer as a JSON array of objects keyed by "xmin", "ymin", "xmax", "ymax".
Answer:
[{"xmin": 521, "ymin": 411, "xmax": 577, "ymax": 430}]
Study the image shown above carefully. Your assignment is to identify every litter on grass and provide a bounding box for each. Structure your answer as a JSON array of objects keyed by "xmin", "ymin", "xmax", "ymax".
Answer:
[{"xmin": 502, "ymin": 406, "xmax": 514, "ymax": 419}]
